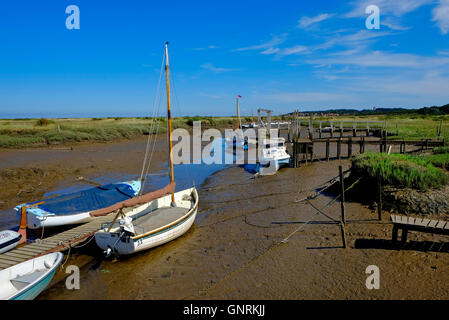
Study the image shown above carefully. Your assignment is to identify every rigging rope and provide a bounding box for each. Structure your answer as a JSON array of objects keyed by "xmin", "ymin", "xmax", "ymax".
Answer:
[{"xmin": 138, "ymin": 52, "xmax": 166, "ymax": 193}]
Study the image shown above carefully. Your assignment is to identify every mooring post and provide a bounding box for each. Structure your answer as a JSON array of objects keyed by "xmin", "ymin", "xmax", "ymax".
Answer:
[
  {"xmin": 377, "ymin": 172, "xmax": 383, "ymax": 221},
  {"xmin": 360, "ymin": 136, "xmax": 365, "ymax": 154},
  {"xmin": 326, "ymin": 139, "xmax": 330, "ymax": 162},
  {"xmin": 339, "ymin": 165, "xmax": 346, "ymax": 224},
  {"xmin": 348, "ymin": 137, "xmax": 352, "ymax": 158},
  {"xmin": 337, "ymin": 138, "xmax": 342, "ymax": 160},
  {"xmin": 319, "ymin": 121, "xmax": 322, "ymax": 139}
]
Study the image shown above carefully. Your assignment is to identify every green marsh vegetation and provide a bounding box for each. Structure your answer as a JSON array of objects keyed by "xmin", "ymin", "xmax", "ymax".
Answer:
[
  {"xmin": 352, "ymin": 152, "xmax": 448, "ymax": 191},
  {"xmin": 0, "ymin": 116, "xmax": 236, "ymax": 148}
]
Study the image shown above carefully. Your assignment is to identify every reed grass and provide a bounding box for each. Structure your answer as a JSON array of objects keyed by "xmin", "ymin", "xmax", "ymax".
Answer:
[{"xmin": 351, "ymin": 152, "xmax": 448, "ymax": 190}]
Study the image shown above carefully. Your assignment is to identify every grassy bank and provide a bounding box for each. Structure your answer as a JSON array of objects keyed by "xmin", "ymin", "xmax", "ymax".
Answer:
[
  {"xmin": 308, "ymin": 114, "xmax": 449, "ymax": 141},
  {"xmin": 351, "ymin": 152, "xmax": 448, "ymax": 190},
  {"xmin": 0, "ymin": 117, "xmax": 236, "ymax": 148}
]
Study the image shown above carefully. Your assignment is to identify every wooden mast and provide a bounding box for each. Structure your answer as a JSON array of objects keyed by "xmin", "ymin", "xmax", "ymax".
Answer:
[
  {"xmin": 164, "ymin": 42, "xmax": 175, "ymax": 203},
  {"xmin": 236, "ymin": 96, "xmax": 241, "ymax": 129}
]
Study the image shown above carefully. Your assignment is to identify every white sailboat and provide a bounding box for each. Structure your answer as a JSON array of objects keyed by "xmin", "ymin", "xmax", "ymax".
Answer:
[{"xmin": 94, "ymin": 42, "xmax": 199, "ymax": 256}]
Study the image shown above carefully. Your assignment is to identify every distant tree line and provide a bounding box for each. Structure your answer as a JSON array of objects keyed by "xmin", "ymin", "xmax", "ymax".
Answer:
[{"xmin": 286, "ymin": 103, "xmax": 449, "ymax": 116}]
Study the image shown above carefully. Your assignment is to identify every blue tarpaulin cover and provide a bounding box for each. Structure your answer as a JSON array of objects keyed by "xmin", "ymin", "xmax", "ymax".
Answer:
[{"xmin": 34, "ymin": 183, "xmax": 137, "ymax": 216}]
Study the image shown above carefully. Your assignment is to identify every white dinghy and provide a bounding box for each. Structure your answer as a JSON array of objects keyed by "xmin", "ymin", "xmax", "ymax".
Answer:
[
  {"xmin": 95, "ymin": 42, "xmax": 199, "ymax": 257},
  {"xmin": 0, "ymin": 252, "xmax": 63, "ymax": 300},
  {"xmin": 0, "ymin": 230, "xmax": 22, "ymax": 254}
]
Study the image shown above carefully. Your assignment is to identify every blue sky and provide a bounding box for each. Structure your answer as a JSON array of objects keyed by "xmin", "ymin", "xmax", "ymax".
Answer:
[{"xmin": 1, "ymin": 0, "xmax": 449, "ymax": 118}]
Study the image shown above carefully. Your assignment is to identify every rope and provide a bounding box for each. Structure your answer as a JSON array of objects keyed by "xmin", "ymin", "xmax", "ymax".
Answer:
[{"xmin": 138, "ymin": 53, "xmax": 166, "ymax": 191}]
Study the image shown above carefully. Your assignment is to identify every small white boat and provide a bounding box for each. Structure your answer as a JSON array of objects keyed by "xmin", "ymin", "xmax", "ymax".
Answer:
[
  {"xmin": 14, "ymin": 180, "xmax": 141, "ymax": 229},
  {"xmin": 95, "ymin": 187, "xmax": 198, "ymax": 256},
  {"xmin": 0, "ymin": 252, "xmax": 63, "ymax": 300},
  {"xmin": 257, "ymin": 137, "xmax": 291, "ymax": 175},
  {"xmin": 0, "ymin": 230, "xmax": 22, "ymax": 254}
]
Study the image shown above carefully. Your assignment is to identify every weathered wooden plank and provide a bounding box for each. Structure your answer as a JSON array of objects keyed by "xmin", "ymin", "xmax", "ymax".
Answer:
[
  {"xmin": 2, "ymin": 251, "xmax": 35, "ymax": 259},
  {"xmin": 428, "ymin": 220, "xmax": 438, "ymax": 228},
  {"xmin": 400, "ymin": 216, "xmax": 408, "ymax": 224},
  {"xmin": 0, "ymin": 261, "xmax": 14, "ymax": 269},
  {"xmin": 14, "ymin": 247, "xmax": 45, "ymax": 255},
  {"xmin": 436, "ymin": 221, "xmax": 447, "ymax": 229},
  {"xmin": 390, "ymin": 215, "xmax": 397, "ymax": 223},
  {"xmin": 0, "ymin": 255, "xmax": 26, "ymax": 263},
  {"xmin": 408, "ymin": 217, "xmax": 416, "ymax": 225},
  {"xmin": 415, "ymin": 218, "xmax": 430, "ymax": 227},
  {"xmin": 25, "ymin": 242, "xmax": 58, "ymax": 249}
]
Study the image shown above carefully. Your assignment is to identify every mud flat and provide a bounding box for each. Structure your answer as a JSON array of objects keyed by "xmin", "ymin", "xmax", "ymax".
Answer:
[{"xmin": 1, "ymin": 136, "xmax": 448, "ymax": 299}]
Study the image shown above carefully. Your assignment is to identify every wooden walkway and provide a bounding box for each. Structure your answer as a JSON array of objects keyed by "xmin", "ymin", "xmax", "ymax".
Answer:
[{"xmin": 0, "ymin": 214, "xmax": 116, "ymax": 271}]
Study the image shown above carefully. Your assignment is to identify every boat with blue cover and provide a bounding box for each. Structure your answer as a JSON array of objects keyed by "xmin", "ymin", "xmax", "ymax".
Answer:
[{"xmin": 14, "ymin": 180, "xmax": 141, "ymax": 229}]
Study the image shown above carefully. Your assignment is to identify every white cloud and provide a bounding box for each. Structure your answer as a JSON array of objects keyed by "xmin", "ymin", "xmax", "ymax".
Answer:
[
  {"xmin": 262, "ymin": 45, "xmax": 309, "ymax": 57},
  {"xmin": 200, "ymin": 63, "xmax": 237, "ymax": 73},
  {"xmin": 298, "ymin": 13, "xmax": 334, "ymax": 29},
  {"xmin": 345, "ymin": 0, "xmax": 433, "ymax": 17},
  {"xmin": 382, "ymin": 17, "xmax": 412, "ymax": 30},
  {"xmin": 316, "ymin": 30, "xmax": 391, "ymax": 50},
  {"xmin": 432, "ymin": 0, "xmax": 449, "ymax": 34},
  {"xmin": 261, "ymin": 92, "xmax": 353, "ymax": 103},
  {"xmin": 308, "ymin": 51, "xmax": 449, "ymax": 68},
  {"xmin": 234, "ymin": 34, "xmax": 287, "ymax": 52}
]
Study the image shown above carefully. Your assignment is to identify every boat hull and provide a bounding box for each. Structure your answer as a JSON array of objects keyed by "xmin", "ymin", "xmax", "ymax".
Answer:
[
  {"xmin": 0, "ymin": 252, "xmax": 63, "ymax": 300},
  {"xmin": 15, "ymin": 180, "xmax": 141, "ymax": 229},
  {"xmin": 95, "ymin": 188, "xmax": 198, "ymax": 256},
  {"xmin": 0, "ymin": 230, "xmax": 22, "ymax": 254},
  {"xmin": 258, "ymin": 156, "xmax": 290, "ymax": 175}
]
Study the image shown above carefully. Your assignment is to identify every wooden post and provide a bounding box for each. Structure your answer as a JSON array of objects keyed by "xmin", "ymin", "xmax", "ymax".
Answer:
[
  {"xmin": 337, "ymin": 138, "xmax": 341, "ymax": 160},
  {"xmin": 340, "ymin": 222, "xmax": 347, "ymax": 249},
  {"xmin": 360, "ymin": 136, "xmax": 365, "ymax": 154},
  {"xmin": 319, "ymin": 121, "xmax": 322, "ymax": 139},
  {"xmin": 326, "ymin": 139, "xmax": 330, "ymax": 162},
  {"xmin": 339, "ymin": 166, "xmax": 346, "ymax": 224},
  {"xmin": 366, "ymin": 122, "xmax": 370, "ymax": 136},
  {"xmin": 377, "ymin": 172, "xmax": 382, "ymax": 221},
  {"xmin": 340, "ymin": 121, "xmax": 343, "ymax": 138},
  {"xmin": 305, "ymin": 142, "xmax": 309, "ymax": 165},
  {"xmin": 330, "ymin": 121, "xmax": 334, "ymax": 137},
  {"xmin": 348, "ymin": 137, "xmax": 352, "ymax": 158}
]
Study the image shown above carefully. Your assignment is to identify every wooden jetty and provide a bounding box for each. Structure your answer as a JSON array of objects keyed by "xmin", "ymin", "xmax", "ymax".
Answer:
[{"xmin": 0, "ymin": 215, "xmax": 117, "ymax": 270}]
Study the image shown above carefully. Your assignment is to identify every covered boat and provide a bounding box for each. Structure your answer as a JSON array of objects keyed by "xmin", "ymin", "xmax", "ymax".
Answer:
[
  {"xmin": 0, "ymin": 252, "xmax": 63, "ymax": 300},
  {"xmin": 15, "ymin": 180, "xmax": 141, "ymax": 229}
]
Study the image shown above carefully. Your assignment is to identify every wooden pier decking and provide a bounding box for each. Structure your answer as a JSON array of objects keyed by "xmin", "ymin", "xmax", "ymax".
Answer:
[{"xmin": 0, "ymin": 214, "xmax": 116, "ymax": 270}]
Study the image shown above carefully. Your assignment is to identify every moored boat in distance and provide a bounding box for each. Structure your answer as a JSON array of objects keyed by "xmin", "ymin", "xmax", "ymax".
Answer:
[{"xmin": 256, "ymin": 137, "xmax": 291, "ymax": 175}]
